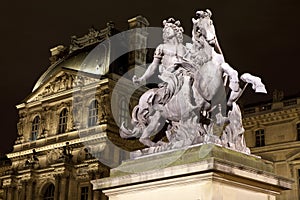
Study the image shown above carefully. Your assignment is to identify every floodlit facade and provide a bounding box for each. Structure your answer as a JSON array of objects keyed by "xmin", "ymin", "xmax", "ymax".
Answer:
[
  {"xmin": 0, "ymin": 16, "xmax": 149, "ymax": 200},
  {"xmin": 0, "ymin": 14, "xmax": 299, "ymax": 200},
  {"xmin": 243, "ymin": 92, "xmax": 300, "ymax": 200}
]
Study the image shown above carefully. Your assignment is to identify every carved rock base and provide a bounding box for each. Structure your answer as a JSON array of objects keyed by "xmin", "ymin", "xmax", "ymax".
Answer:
[{"xmin": 129, "ymin": 133, "xmax": 249, "ymax": 159}]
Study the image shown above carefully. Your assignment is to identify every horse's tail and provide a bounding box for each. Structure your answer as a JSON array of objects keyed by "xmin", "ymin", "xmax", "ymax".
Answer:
[
  {"xmin": 120, "ymin": 105, "xmax": 143, "ymax": 139},
  {"xmin": 119, "ymin": 122, "xmax": 142, "ymax": 139},
  {"xmin": 120, "ymin": 122, "xmax": 134, "ymax": 138}
]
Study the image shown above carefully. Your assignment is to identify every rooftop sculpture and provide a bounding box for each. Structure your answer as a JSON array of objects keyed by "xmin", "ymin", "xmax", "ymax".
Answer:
[{"xmin": 120, "ymin": 10, "xmax": 267, "ymax": 155}]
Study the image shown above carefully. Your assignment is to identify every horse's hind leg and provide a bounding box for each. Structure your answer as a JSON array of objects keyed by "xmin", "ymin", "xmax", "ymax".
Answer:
[
  {"xmin": 227, "ymin": 87, "xmax": 242, "ymax": 107},
  {"xmin": 139, "ymin": 110, "xmax": 165, "ymax": 147}
]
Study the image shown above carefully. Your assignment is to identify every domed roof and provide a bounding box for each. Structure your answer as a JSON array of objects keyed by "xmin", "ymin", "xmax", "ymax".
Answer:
[{"xmin": 32, "ymin": 26, "xmax": 114, "ymax": 92}]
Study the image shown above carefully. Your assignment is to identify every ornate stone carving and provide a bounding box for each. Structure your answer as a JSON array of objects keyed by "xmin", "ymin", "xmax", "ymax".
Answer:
[
  {"xmin": 39, "ymin": 107, "xmax": 51, "ymax": 139},
  {"xmin": 72, "ymin": 92, "xmax": 87, "ymax": 129},
  {"xmin": 69, "ymin": 24, "xmax": 115, "ymax": 53},
  {"xmin": 42, "ymin": 72, "xmax": 73, "ymax": 96},
  {"xmin": 99, "ymin": 94, "xmax": 110, "ymax": 122},
  {"xmin": 58, "ymin": 142, "xmax": 73, "ymax": 163},
  {"xmin": 24, "ymin": 149, "xmax": 39, "ymax": 169},
  {"xmin": 47, "ymin": 143, "xmax": 73, "ymax": 164},
  {"xmin": 34, "ymin": 72, "xmax": 100, "ymax": 100},
  {"xmin": 46, "ymin": 149, "xmax": 61, "ymax": 165},
  {"xmin": 17, "ymin": 112, "xmax": 26, "ymax": 137},
  {"xmin": 120, "ymin": 10, "xmax": 267, "ymax": 155},
  {"xmin": 15, "ymin": 136, "xmax": 25, "ymax": 144},
  {"xmin": 77, "ymin": 148, "xmax": 93, "ymax": 163}
]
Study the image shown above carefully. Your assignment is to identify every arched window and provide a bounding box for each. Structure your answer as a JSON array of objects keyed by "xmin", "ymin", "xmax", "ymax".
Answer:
[
  {"xmin": 31, "ymin": 116, "xmax": 40, "ymax": 141},
  {"xmin": 58, "ymin": 108, "xmax": 68, "ymax": 134},
  {"xmin": 88, "ymin": 100, "xmax": 98, "ymax": 127},
  {"xmin": 255, "ymin": 129, "xmax": 265, "ymax": 147},
  {"xmin": 119, "ymin": 98, "xmax": 129, "ymax": 127},
  {"xmin": 43, "ymin": 184, "xmax": 55, "ymax": 200}
]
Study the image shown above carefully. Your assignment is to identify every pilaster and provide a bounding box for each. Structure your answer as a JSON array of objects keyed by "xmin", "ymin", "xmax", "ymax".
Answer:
[
  {"xmin": 25, "ymin": 180, "xmax": 33, "ymax": 200},
  {"xmin": 53, "ymin": 174, "xmax": 60, "ymax": 200}
]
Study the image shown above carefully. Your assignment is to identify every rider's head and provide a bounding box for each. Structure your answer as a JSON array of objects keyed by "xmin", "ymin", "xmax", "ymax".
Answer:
[{"xmin": 162, "ymin": 18, "xmax": 184, "ymax": 43}]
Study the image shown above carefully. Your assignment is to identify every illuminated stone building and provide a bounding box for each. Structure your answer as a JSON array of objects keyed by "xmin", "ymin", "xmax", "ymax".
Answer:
[
  {"xmin": 0, "ymin": 16, "xmax": 149, "ymax": 200},
  {"xmin": 243, "ymin": 91, "xmax": 300, "ymax": 200},
  {"xmin": 0, "ymin": 13, "xmax": 299, "ymax": 200}
]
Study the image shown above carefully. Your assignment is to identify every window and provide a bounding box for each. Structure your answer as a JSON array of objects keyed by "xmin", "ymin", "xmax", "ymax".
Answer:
[
  {"xmin": 43, "ymin": 184, "xmax": 55, "ymax": 200},
  {"xmin": 88, "ymin": 100, "xmax": 98, "ymax": 127},
  {"xmin": 297, "ymin": 123, "xmax": 300, "ymax": 141},
  {"xmin": 119, "ymin": 98, "xmax": 129, "ymax": 126},
  {"xmin": 80, "ymin": 186, "xmax": 89, "ymax": 200},
  {"xmin": 255, "ymin": 129, "xmax": 265, "ymax": 147},
  {"xmin": 31, "ymin": 116, "xmax": 40, "ymax": 141},
  {"xmin": 58, "ymin": 108, "xmax": 68, "ymax": 134}
]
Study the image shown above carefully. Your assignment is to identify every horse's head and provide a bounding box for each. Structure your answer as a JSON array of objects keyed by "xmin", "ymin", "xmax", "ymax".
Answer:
[{"xmin": 192, "ymin": 9, "xmax": 216, "ymax": 46}]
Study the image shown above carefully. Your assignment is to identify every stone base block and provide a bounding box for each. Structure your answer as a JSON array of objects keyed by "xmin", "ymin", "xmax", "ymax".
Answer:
[{"xmin": 92, "ymin": 144, "xmax": 293, "ymax": 200}]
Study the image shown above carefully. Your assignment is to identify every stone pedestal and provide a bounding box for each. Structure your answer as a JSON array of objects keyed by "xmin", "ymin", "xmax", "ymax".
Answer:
[{"xmin": 92, "ymin": 144, "xmax": 293, "ymax": 200}]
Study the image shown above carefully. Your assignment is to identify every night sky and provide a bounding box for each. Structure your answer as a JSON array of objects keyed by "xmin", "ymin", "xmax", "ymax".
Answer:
[{"xmin": 1, "ymin": 0, "xmax": 300, "ymax": 154}]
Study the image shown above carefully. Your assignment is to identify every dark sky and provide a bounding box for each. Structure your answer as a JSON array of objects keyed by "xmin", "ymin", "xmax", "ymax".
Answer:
[{"xmin": 1, "ymin": 0, "xmax": 299, "ymax": 154}]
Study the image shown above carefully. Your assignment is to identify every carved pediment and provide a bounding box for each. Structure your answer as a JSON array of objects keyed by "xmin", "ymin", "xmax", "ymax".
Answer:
[
  {"xmin": 42, "ymin": 72, "xmax": 73, "ymax": 96},
  {"xmin": 26, "ymin": 70, "xmax": 99, "ymax": 103}
]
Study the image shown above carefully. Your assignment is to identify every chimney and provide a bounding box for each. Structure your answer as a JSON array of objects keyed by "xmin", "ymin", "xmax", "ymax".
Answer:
[{"xmin": 49, "ymin": 45, "xmax": 67, "ymax": 64}]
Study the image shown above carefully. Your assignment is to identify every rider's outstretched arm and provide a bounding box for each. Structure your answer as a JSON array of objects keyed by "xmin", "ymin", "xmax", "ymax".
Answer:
[{"xmin": 133, "ymin": 58, "xmax": 160, "ymax": 85}]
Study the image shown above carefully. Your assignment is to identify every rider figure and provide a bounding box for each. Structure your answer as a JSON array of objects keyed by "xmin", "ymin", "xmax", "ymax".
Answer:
[
  {"xmin": 133, "ymin": 18, "xmax": 186, "ymax": 88},
  {"xmin": 131, "ymin": 18, "xmax": 198, "ymax": 147}
]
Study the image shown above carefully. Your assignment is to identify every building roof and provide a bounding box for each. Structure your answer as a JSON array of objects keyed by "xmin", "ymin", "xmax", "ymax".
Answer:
[{"xmin": 32, "ymin": 24, "xmax": 116, "ymax": 92}]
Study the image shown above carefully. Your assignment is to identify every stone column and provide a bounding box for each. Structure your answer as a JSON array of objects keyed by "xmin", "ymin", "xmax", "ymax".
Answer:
[
  {"xmin": 93, "ymin": 190, "xmax": 100, "ymax": 200},
  {"xmin": 88, "ymin": 184, "xmax": 93, "ymax": 200},
  {"xmin": 20, "ymin": 180, "xmax": 27, "ymax": 200},
  {"xmin": 7, "ymin": 187, "xmax": 14, "ymax": 200},
  {"xmin": 14, "ymin": 186, "xmax": 19, "ymax": 200},
  {"xmin": 2, "ymin": 187, "xmax": 7, "ymax": 200},
  {"xmin": 88, "ymin": 171, "xmax": 95, "ymax": 200},
  {"xmin": 26, "ymin": 180, "xmax": 33, "ymax": 200},
  {"xmin": 54, "ymin": 174, "xmax": 60, "ymax": 200},
  {"xmin": 68, "ymin": 176, "xmax": 77, "ymax": 200},
  {"xmin": 59, "ymin": 175, "xmax": 68, "ymax": 200}
]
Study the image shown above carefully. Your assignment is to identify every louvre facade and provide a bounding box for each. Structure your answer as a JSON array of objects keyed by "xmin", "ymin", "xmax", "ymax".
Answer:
[
  {"xmin": 0, "ymin": 14, "xmax": 299, "ymax": 200},
  {"xmin": 243, "ymin": 92, "xmax": 300, "ymax": 200},
  {"xmin": 0, "ymin": 16, "xmax": 149, "ymax": 200}
]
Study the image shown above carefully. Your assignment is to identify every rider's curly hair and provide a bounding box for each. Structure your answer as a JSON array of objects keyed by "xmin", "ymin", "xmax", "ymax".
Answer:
[{"xmin": 162, "ymin": 18, "xmax": 184, "ymax": 43}]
